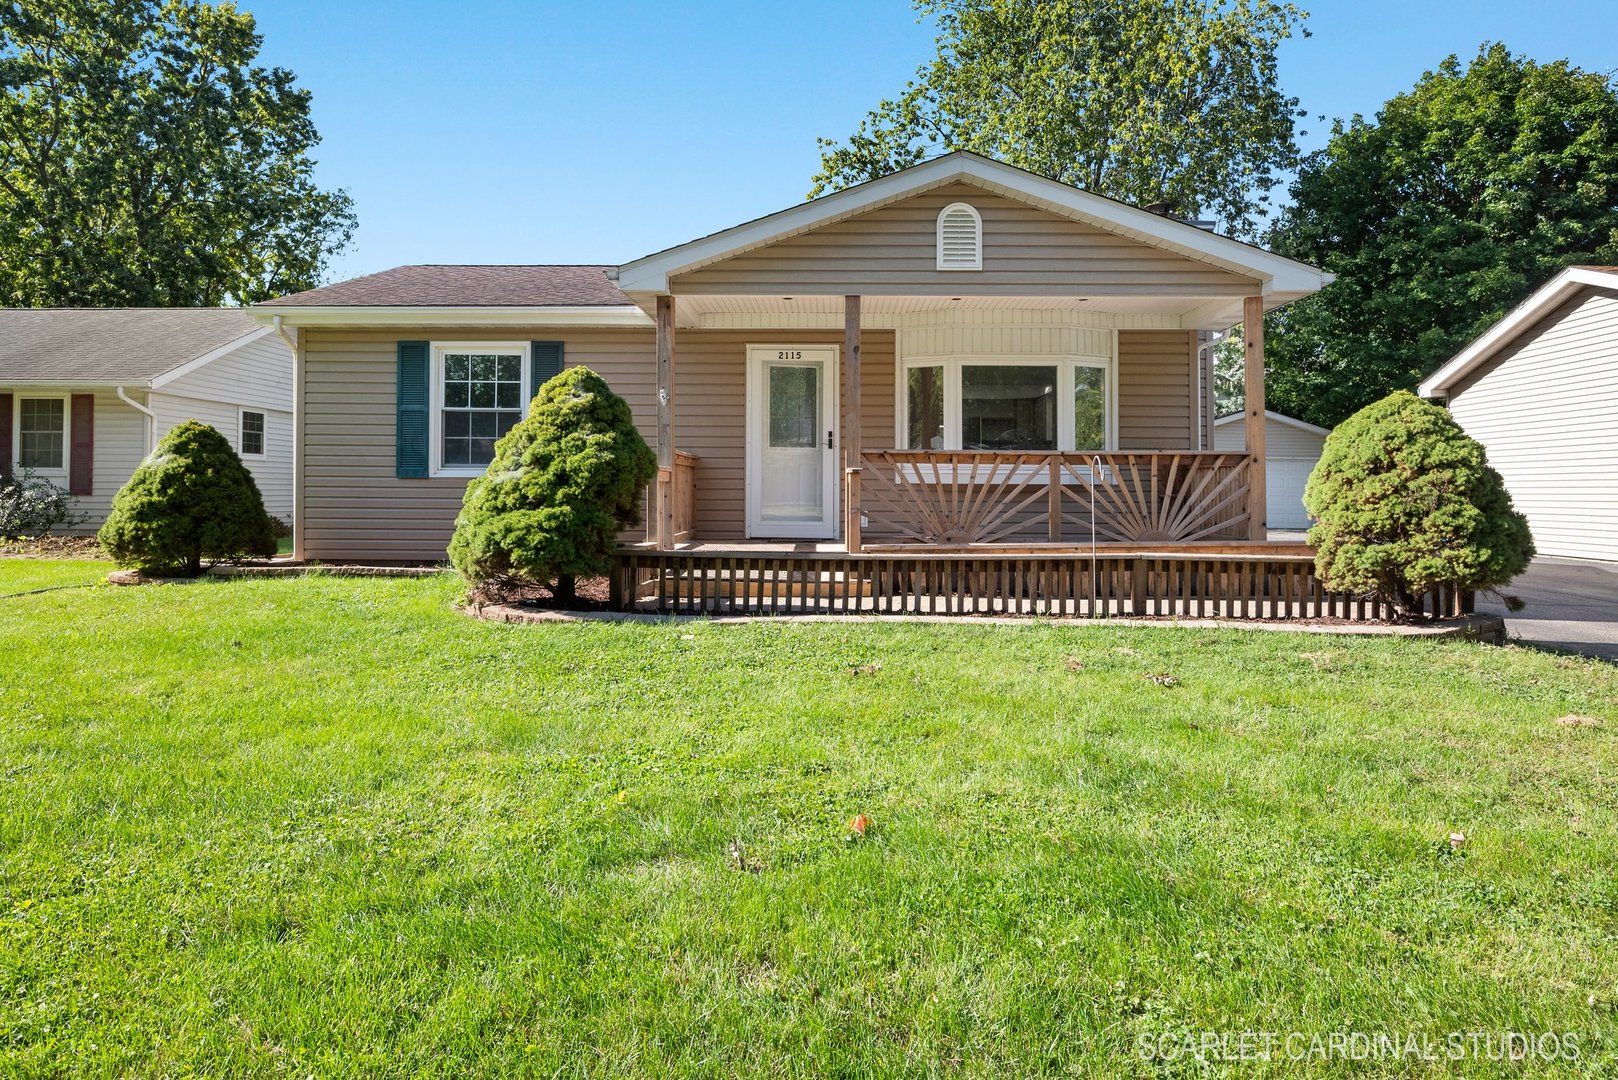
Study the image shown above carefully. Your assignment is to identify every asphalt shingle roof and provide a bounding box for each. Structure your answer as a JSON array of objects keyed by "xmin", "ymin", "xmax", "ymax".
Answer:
[
  {"xmin": 0, "ymin": 308, "xmax": 261, "ymax": 384},
  {"xmin": 260, "ymin": 265, "xmax": 630, "ymax": 307}
]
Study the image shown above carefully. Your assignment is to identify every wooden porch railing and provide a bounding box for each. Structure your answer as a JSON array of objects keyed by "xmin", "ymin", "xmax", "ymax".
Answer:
[
  {"xmin": 851, "ymin": 451, "xmax": 1251, "ymax": 550},
  {"xmin": 652, "ymin": 450, "xmax": 699, "ymax": 547}
]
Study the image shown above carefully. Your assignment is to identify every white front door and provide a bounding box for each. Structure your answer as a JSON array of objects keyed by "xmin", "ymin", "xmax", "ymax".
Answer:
[{"xmin": 746, "ymin": 345, "xmax": 839, "ymax": 539}]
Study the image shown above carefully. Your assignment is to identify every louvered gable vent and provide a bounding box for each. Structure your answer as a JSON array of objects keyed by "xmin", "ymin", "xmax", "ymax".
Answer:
[{"xmin": 936, "ymin": 202, "xmax": 982, "ymax": 270}]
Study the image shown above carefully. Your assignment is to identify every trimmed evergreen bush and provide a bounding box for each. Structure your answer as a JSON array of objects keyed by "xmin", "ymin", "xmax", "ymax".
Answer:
[
  {"xmin": 98, "ymin": 420, "xmax": 277, "ymax": 576},
  {"xmin": 450, "ymin": 366, "xmax": 656, "ymax": 600},
  {"xmin": 1305, "ymin": 391, "xmax": 1534, "ymax": 614}
]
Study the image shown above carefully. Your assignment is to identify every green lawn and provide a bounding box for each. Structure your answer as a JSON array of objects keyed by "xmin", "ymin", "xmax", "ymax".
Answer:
[{"xmin": 1, "ymin": 561, "xmax": 1615, "ymax": 1077}]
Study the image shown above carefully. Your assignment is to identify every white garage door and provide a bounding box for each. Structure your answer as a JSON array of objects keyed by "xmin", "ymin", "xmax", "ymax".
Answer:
[{"xmin": 1267, "ymin": 458, "xmax": 1316, "ymax": 530}]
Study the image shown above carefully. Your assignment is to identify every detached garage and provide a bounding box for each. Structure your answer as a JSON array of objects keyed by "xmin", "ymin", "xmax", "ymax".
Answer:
[
  {"xmin": 1420, "ymin": 265, "xmax": 1618, "ymax": 562},
  {"xmin": 1212, "ymin": 410, "xmax": 1329, "ymax": 531}
]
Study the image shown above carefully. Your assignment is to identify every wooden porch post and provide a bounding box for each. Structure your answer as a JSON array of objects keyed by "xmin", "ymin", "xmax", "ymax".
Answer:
[
  {"xmin": 656, "ymin": 294, "xmax": 676, "ymax": 549},
  {"xmin": 1242, "ymin": 295, "xmax": 1267, "ymax": 541},
  {"xmin": 844, "ymin": 294, "xmax": 862, "ymax": 553}
]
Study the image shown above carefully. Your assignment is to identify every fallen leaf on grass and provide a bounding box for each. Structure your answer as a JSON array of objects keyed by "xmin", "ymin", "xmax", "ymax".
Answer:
[
  {"xmin": 1144, "ymin": 672, "xmax": 1180, "ymax": 687},
  {"xmin": 849, "ymin": 661, "xmax": 882, "ymax": 676},
  {"xmin": 848, "ymin": 814, "xmax": 871, "ymax": 838},
  {"xmin": 1555, "ymin": 714, "xmax": 1602, "ymax": 728},
  {"xmin": 727, "ymin": 839, "xmax": 761, "ymax": 873},
  {"xmin": 1448, "ymin": 831, "xmax": 1467, "ymax": 850}
]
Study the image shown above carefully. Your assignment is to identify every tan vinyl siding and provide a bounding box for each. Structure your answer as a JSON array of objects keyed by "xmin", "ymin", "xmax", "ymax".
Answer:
[
  {"xmin": 671, "ymin": 182, "xmax": 1260, "ymax": 298},
  {"xmin": 1117, "ymin": 331, "xmax": 1197, "ymax": 450},
  {"xmin": 299, "ymin": 327, "xmax": 895, "ymax": 560},
  {"xmin": 147, "ymin": 391, "xmax": 293, "ymax": 521},
  {"xmin": 1445, "ymin": 288, "xmax": 1618, "ymax": 561}
]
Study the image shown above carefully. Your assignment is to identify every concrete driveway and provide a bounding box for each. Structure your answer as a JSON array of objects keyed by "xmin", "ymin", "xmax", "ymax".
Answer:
[{"xmin": 1475, "ymin": 557, "xmax": 1618, "ymax": 661}]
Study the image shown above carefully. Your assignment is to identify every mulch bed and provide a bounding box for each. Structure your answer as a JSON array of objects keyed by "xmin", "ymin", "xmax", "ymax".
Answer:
[
  {"xmin": 469, "ymin": 575, "xmax": 614, "ymax": 613},
  {"xmin": 0, "ymin": 536, "xmax": 106, "ymax": 559}
]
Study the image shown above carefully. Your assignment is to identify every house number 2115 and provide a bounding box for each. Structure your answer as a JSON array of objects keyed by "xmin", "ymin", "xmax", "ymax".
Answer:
[{"xmin": 777, "ymin": 350, "xmax": 803, "ymax": 360}]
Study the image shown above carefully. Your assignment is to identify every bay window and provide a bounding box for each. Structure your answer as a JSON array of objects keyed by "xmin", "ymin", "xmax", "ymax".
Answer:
[{"xmin": 899, "ymin": 357, "xmax": 1112, "ymax": 452}]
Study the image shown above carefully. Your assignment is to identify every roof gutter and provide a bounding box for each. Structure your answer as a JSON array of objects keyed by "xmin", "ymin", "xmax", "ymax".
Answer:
[{"xmin": 252, "ymin": 304, "xmax": 653, "ymax": 328}]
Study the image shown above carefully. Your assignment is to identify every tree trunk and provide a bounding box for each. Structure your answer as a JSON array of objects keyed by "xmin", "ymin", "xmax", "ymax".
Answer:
[{"xmin": 554, "ymin": 573, "xmax": 577, "ymax": 605}]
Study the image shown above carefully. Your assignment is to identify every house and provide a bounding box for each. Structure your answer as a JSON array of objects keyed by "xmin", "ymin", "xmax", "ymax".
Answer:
[
  {"xmin": 1212, "ymin": 409, "xmax": 1329, "ymax": 530},
  {"xmin": 1419, "ymin": 265, "xmax": 1618, "ymax": 562},
  {"xmin": 254, "ymin": 151, "xmax": 1383, "ymax": 617},
  {"xmin": 0, "ymin": 309, "xmax": 294, "ymax": 528}
]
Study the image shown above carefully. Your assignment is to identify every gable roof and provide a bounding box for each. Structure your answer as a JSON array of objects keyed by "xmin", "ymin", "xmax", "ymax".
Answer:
[
  {"xmin": 1213, "ymin": 409, "xmax": 1331, "ymax": 436},
  {"xmin": 613, "ymin": 151, "xmax": 1332, "ymax": 303},
  {"xmin": 1419, "ymin": 266, "xmax": 1618, "ymax": 397},
  {"xmin": 263, "ymin": 264, "xmax": 630, "ymax": 308},
  {"xmin": 0, "ymin": 308, "xmax": 263, "ymax": 385}
]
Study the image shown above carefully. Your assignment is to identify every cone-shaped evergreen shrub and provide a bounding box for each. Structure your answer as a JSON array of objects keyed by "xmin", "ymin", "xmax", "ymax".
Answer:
[
  {"xmin": 450, "ymin": 366, "xmax": 656, "ymax": 598},
  {"xmin": 98, "ymin": 420, "xmax": 278, "ymax": 576},
  {"xmin": 1305, "ymin": 391, "xmax": 1533, "ymax": 613}
]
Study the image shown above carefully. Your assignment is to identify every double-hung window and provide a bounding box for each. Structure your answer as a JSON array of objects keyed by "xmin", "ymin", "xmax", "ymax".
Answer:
[
  {"xmin": 239, "ymin": 410, "xmax": 266, "ymax": 457},
  {"xmin": 901, "ymin": 357, "xmax": 1113, "ymax": 452},
  {"xmin": 431, "ymin": 343, "xmax": 530, "ymax": 475},
  {"xmin": 17, "ymin": 397, "xmax": 67, "ymax": 474}
]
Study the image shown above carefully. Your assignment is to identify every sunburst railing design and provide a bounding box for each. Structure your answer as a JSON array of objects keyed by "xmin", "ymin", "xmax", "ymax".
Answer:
[
  {"xmin": 1058, "ymin": 452, "xmax": 1250, "ymax": 543},
  {"xmin": 855, "ymin": 450, "xmax": 1251, "ymax": 545}
]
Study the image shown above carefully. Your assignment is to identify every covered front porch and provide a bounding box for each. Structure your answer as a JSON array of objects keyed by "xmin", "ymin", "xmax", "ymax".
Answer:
[
  {"xmin": 605, "ymin": 155, "xmax": 1339, "ymax": 618},
  {"xmin": 635, "ymin": 290, "xmax": 1276, "ymax": 556}
]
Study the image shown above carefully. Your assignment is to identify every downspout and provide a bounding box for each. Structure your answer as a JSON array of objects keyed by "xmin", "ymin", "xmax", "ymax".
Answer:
[
  {"xmin": 272, "ymin": 315, "xmax": 304, "ymax": 561},
  {"xmin": 116, "ymin": 385, "xmax": 156, "ymax": 454},
  {"xmin": 272, "ymin": 314, "xmax": 296, "ymax": 354}
]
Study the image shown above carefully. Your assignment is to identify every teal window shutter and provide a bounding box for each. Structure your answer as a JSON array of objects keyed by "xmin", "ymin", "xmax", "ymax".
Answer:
[
  {"xmin": 531, "ymin": 341, "xmax": 563, "ymax": 398},
  {"xmin": 396, "ymin": 340, "xmax": 430, "ymax": 478}
]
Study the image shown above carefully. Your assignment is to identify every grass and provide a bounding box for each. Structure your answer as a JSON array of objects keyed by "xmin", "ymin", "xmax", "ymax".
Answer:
[{"xmin": 1, "ymin": 561, "xmax": 1615, "ymax": 1077}]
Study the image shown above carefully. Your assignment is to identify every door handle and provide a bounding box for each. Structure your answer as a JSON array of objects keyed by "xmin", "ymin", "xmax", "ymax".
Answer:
[{"xmin": 826, "ymin": 430, "xmax": 834, "ymax": 450}]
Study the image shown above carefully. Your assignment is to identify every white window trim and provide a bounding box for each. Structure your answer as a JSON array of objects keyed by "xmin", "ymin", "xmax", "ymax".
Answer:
[
  {"xmin": 12, "ymin": 394, "xmax": 71, "ymax": 480},
  {"xmin": 428, "ymin": 341, "xmax": 531, "ymax": 478},
  {"xmin": 936, "ymin": 201, "xmax": 983, "ymax": 271},
  {"xmin": 238, "ymin": 408, "xmax": 267, "ymax": 459},
  {"xmin": 898, "ymin": 354, "xmax": 1118, "ymax": 454}
]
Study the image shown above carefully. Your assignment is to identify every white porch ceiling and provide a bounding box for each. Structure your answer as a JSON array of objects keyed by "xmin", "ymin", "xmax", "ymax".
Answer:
[{"xmin": 669, "ymin": 293, "xmax": 1249, "ymax": 332}]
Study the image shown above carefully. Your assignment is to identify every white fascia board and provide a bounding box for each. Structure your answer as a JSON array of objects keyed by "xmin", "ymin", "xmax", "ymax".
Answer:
[
  {"xmin": 614, "ymin": 152, "xmax": 1333, "ymax": 296},
  {"xmin": 148, "ymin": 325, "xmax": 277, "ymax": 390},
  {"xmin": 250, "ymin": 305, "xmax": 654, "ymax": 329},
  {"xmin": 1418, "ymin": 266, "xmax": 1618, "ymax": 397}
]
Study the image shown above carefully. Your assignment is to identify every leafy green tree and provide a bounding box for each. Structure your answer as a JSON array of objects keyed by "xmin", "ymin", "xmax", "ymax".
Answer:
[
  {"xmin": 450, "ymin": 367, "xmax": 657, "ymax": 603},
  {"xmin": 1305, "ymin": 391, "xmax": 1533, "ymax": 615},
  {"xmin": 812, "ymin": 0, "xmax": 1308, "ymax": 237},
  {"xmin": 1266, "ymin": 44, "xmax": 1618, "ymax": 427},
  {"xmin": 0, "ymin": 0, "xmax": 356, "ymax": 306},
  {"xmin": 99, "ymin": 420, "xmax": 277, "ymax": 576},
  {"xmin": 1211, "ymin": 327, "xmax": 1245, "ymax": 418}
]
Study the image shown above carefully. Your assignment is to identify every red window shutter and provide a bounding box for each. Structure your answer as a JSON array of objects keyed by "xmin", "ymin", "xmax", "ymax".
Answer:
[
  {"xmin": 69, "ymin": 394, "xmax": 94, "ymax": 495},
  {"xmin": 0, "ymin": 393, "xmax": 12, "ymax": 482}
]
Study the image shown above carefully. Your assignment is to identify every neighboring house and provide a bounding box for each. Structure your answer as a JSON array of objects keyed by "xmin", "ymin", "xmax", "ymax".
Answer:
[
  {"xmin": 1420, "ymin": 265, "xmax": 1618, "ymax": 562},
  {"xmin": 254, "ymin": 152, "xmax": 1352, "ymax": 616},
  {"xmin": 1212, "ymin": 409, "xmax": 1329, "ymax": 530},
  {"xmin": 0, "ymin": 309, "xmax": 294, "ymax": 529}
]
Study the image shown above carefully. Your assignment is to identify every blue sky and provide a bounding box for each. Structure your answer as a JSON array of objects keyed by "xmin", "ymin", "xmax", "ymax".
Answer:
[{"xmin": 244, "ymin": 0, "xmax": 1618, "ymax": 281}]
